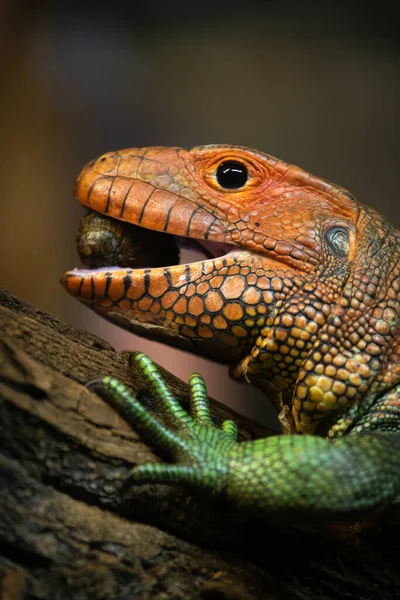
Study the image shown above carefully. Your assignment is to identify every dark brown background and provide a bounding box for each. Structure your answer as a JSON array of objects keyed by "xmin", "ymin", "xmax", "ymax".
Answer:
[{"xmin": 1, "ymin": 0, "xmax": 399, "ymax": 427}]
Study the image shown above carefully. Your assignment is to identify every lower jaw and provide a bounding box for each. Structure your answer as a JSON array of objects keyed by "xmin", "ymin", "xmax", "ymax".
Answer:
[{"xmin": 61, "ymin": 249, "xmax": 253, "ymax": 363}]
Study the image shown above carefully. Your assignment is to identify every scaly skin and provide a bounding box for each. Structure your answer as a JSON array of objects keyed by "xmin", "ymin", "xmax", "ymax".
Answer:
[{"xmin": 62, "ymin": 145, "xmax": 400, "ymax": 516}]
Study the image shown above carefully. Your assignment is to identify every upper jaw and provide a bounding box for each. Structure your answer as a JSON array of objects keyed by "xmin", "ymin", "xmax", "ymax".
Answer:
[{"xmin": 73, "ymin": 148, "xmax": 232, "ymax": 247}]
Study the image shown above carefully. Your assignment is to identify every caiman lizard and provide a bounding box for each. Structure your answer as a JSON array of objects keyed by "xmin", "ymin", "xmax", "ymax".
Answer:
[{"xmin": 62, "ymin": 145, "xmax": 400, "ymax": 518}]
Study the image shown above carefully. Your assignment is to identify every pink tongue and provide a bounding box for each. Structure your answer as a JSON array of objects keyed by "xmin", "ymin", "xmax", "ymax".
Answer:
[
  {"xmin": 198, "ymin": 240, "xmax": 234, "ymax": 258},
  {"xmin": 178, "ymin": 237, "xmax": 234, "ymax": 259}
]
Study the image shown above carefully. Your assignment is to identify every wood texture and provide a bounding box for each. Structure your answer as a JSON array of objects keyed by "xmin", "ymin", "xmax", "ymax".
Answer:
[{"xmin": 0, "ymin": 287, "xmax": 399, "ymax": 600}]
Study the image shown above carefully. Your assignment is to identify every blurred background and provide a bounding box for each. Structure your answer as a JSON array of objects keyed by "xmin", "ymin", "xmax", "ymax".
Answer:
[{"xmin": 1, "ymin": 0, "xmax": 399, "ymax": 427}]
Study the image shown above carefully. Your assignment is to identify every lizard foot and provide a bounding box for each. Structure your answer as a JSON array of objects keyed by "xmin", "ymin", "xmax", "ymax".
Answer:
[
  {"xmin": 89, "ymin": 353, "xmax": 238, "ymax": 496},
  {"xmin": 88, "ymin": 353, "xmax": 400, "ymax": 515}
]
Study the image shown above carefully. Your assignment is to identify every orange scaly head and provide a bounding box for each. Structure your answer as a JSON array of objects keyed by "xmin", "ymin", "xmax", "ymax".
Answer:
[
  {"xmin": 62, "ymin": 145, "xmax": 400, "ymax": 435},
  {"xmin": 73, "ymin": 145, "xmax": 359, "ymax": 270}
]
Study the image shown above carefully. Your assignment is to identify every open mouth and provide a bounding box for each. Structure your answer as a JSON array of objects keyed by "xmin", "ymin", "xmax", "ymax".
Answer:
[
  {"xmin": 73, "ymin": 210, "xmax": 237, "ymax": 275},
  {"xmin": 61, "ymin": 148, "xmax": 270, "ymax": 363},
  {"xmin": 62, "ymin": 206, "xmax": 256, "ymax": 363}
]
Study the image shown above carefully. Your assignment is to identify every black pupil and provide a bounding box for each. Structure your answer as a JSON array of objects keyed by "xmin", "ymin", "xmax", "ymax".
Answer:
[{"xmin": 216, "ymin": 161, "xmax": 248, "ymax": 189}]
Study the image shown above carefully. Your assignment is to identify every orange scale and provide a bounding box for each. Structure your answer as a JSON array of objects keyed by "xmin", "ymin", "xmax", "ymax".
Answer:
[
  {"xmin": 161, "ymin": 291, "xmax": 179, "ymax": 309},
  {"xmin": 108, "ymin": 278, "xmax": 126, "ymax": 302},
  {"xmin": 188, "ymin": 296, "xmax": 204, "ymax": 316}
]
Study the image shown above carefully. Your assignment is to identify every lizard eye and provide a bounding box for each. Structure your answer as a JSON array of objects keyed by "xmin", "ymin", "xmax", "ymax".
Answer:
[
  {"xmin": 216, "ymin": 161, "xmax": 248, "ymax": 189},
  {"xmin": 326, "ymin": 227, "xmax": 350, "ymax": 257}
]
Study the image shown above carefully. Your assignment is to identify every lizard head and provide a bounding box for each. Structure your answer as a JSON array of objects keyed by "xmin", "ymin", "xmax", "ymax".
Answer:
[{"xmin": 62, "ymin": 145, "xmax": 387, "ymax": 422}]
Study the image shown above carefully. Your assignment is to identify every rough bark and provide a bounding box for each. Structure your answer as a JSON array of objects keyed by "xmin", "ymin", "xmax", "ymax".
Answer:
[{"xmin": 0, "ymin": 287, "xmax": 399, "ymax": 600}]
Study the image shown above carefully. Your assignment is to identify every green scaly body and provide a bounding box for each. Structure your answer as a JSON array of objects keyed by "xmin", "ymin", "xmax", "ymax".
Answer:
[{"xmin": 91, "ymin": 353, "xmax": 400, "ymax": 518}]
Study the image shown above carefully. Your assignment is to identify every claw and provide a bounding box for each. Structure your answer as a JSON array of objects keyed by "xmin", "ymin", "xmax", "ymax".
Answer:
[{"xmin": 85, "ymin": 379, "xmax": 105, "ymax": 392}]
